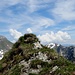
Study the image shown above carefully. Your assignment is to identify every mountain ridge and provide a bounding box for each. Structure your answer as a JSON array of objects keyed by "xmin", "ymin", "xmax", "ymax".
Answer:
[{"xmin": 0, "ymin": 33, "xmax": 75, "ymax": 75}]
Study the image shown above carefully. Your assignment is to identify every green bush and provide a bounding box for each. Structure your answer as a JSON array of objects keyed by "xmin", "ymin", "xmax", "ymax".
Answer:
[
  {"xmin": 30, "ymin": 59, "xmax": 50, "ymax": 69},
  {"xmin": 24, "ymin": 34, "xmax": 39, "ymax": 43},
  {"xmin": 39, "ymin": 67, "xmax": 51, "ymax": 75},
  {"xmin": 52, "ymin": 57, "xmax": 73, "ymax": 66},
  {"xmin": 0, "ymin": 64, "xmax": 3, "ymax": 71},
  {"xmin": 10, "ymin": 65, "xmax": 21, "ymax": 75},
  {"xmin": 19, "ymin": 36, "xmax": 24, "ymax": 43},
  {"xmin": 13, "ymin": 42, "xmax": 20, "ymax": 48}
]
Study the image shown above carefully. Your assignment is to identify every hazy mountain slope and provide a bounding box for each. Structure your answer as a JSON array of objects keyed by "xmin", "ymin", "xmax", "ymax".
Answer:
[
  {"xmin": 47, "ymin": 43, "xmax": 75, "ymax": 62},
  {"xmin": 0, "ymin": 34, "xmax": 75, "ymax": 75},
  {"xmin": 0, "ymin": 35, "xmax": 13, "ymax": 52}
]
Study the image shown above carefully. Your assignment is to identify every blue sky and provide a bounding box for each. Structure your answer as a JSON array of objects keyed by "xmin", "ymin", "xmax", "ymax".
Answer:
[{"xmin": 0, "ymin": 0, "xmax": 75, "ymax": 45}]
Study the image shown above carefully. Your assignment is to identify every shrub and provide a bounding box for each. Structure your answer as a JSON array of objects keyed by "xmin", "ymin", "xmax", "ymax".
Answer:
[
  {"xmin": 10, "ymin": 65, "xmax": 21, "ymax": 75},
  {"xmin": 13, "ymin": 41, "xmax": 20, "ymax": 48},
  {"xmin": 19, "ymin": 36, "xmax": 24, "ymax": 43},
  {"xmin": 0, "ymin": 64, "xmax": 3, "ymax": 71},
  {"xmin": 30, "ymin": 59, "xmax": 50, "ymax": 69},
  {"xmin": 24, "ymin": 34, "xmax": 39, "ymax": 43},
  {"xmin": 39, "ymin": 67, "xmax": 51, "ymax": 75}
]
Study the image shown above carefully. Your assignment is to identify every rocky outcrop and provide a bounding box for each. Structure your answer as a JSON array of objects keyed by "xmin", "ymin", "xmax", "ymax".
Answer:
[
  {"xmin": 50, "ymin": 66, "xmax": 58, "ymax": 74},
  {"xmin": 33, "ymin": 42, "xmax": 42, "ymax": 49},
  {"xmin": 0, "ymin": 33, "xmax": 75, "ymax": 75}
]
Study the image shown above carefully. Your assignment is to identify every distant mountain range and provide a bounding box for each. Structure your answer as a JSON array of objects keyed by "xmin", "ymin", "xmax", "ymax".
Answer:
[
  {"xmin": 0, "ymin": 35, "xmax": 13, "ymax": 52},
  {"xmin": 47, "ymin": 43, "xmax": 75, "ymax": 62}
]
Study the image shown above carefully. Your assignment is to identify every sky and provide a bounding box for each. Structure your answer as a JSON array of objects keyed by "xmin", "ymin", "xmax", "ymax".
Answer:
[{"xmin": 0, "ymin": 0, "xmax": 75, "ymax": 45}]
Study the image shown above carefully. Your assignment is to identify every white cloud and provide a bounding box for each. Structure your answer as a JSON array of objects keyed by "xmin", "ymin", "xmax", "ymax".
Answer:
[
  {"xmin": 62, "ymin": 26, "xmax": 75, "ymax": 31},
  {"xmin": 9, "ymin": 29, "xmax": 22, "ymax": 40},
  {"xmin": 52, "ymin": 0, "xmax": 75, "ymax": 20},
  {"xmin": 0, "ymin": 0, "xmax": 21, "ymax": 11},
  {"xmin": 0, "ymin": 0, "xmax": 74, "ymax": 45},
  {"xmin": 30, "ymin": 17, "xmax": 55, "ymax": 29},
  {"xmin": 38, "ymin": 31, "xmax": 71, "ymax": 44},
  {"xmin": 36, "ymin": 17, "xmax": 55, "ymax": 28},
  {"xmin": 0, "ymin": 0, "xmax": 55, "ymax": 32},
  {"xmin": 27, "ymin": 28, "xmax": 33, "ymax": 33},
  {"xmin": 27, "ymin": 0, "xmax": 53, "ymax": 12},
  {"xmin": 0, "ymin": 0, "xmax": 53, "ymax": 13}
]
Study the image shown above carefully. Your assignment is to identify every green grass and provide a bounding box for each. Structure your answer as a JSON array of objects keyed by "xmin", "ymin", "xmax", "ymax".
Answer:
[{"xmin": 30, "ymin": 59, "xmax": 50, "ymax": 69}]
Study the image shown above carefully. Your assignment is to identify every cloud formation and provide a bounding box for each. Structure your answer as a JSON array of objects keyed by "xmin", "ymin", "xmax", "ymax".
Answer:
[
  {"xmin": 9, "ymin": 29, "xmax": 22, "ymax": 40},
  {"xmin": 0, "ymin": 0, "xmax": 75, "ymax": 45},
  {"xmin": 52, "ymin": 0, "xmax": 75, "ymax": 20},
  {"xmin": 38, "ymin": 31, "xmax": 71, "ymax": 44},
  {"xmin": 27, "ymin": 28, "xmax": 33, "ymax": 33},
  {"xmin": 30, "ymin": 17, "xmax": 55, "ymax": 29},
  {"xmin": 27, "ymin": 0, "xmax": 53, "ymax": 12},
  {"xmin": 62, "ymin": 26, "xmax": 75, "ymax": 31}
]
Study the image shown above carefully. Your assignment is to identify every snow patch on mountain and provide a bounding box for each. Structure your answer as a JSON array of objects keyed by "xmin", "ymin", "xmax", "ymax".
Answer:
[
  {"xmin": 0, "ymin": 49, "xmax": 4, "ymax": 60},
  {"xmin": 47, "ymin": 43, "xmax": 60, "ymax": 49}
]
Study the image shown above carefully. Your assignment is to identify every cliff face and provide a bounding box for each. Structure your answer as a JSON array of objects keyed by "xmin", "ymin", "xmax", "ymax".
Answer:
[
  {"xmin": 0, "ymin": 34, "xmax": 75, "ymax": 75},
  {"xmin": 47, "ymin": 43, "xmax": 75, "ymax": 62}
]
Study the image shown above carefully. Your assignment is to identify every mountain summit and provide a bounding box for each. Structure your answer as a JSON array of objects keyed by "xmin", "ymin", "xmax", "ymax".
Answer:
[{"xmin": 0, "ymin": 34, "xmax": 75, "ymax": 75}]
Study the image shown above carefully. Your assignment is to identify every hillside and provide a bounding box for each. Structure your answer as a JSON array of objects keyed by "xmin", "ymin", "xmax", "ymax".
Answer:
[
  {"xmin": 0, "ymin": 34, "xmax": 75, "ymax": 75},
  {"xmin": 0, "ymin": 35, "xmax": 13, "ymax": 52}
]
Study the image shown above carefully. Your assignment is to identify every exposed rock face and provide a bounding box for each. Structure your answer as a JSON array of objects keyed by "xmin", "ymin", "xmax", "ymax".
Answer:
[
  {"xmin": 36, "ymin": 52, "xmax": 48, "ymax": 61},
  {"xmin": 34, "ymin": 42, "xmax": 42, "ymax": 49},
  {"xmin": 19, "ymin": 51, "xmax": 52, "ymax": 75},
  {"xmin": 47, "ymin": 43, "xmax": 75, "ymax": 62},
  {"xmin": 50, "ymin": 66, "xmax": 58, "ymax": 74},
  {"xmin": 20, "ymin": 56, "xmax": 48, "ymax": 74},
  {"xmin": 57, "ymin": 45, "xmax": 75, "ymax": 61},
  {"xmin": 20, "ymin": 60, "xmax": 29, "ymax": 75}
]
